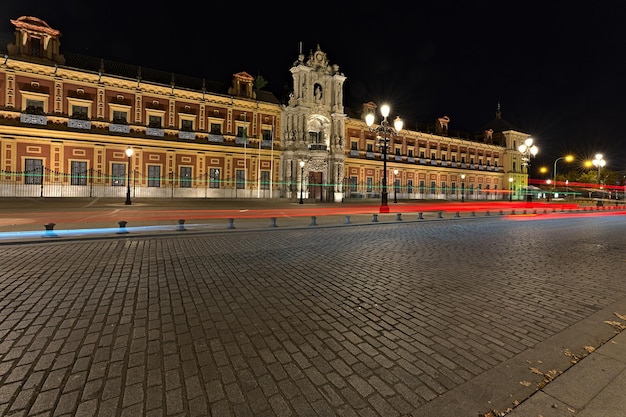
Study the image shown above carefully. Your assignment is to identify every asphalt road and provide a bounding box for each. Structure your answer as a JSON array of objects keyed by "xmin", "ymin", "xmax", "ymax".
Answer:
[{"xmin": 0, "ymin": 206, "xmax": 625, "ymax": 416}]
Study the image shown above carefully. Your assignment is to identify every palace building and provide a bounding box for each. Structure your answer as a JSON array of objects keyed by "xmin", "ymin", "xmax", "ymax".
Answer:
[{"xmin": 0, "ymin": 16, "xmax": 532, "ymax": 202}]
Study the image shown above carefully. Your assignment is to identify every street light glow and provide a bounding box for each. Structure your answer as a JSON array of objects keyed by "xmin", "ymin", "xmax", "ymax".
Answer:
[{"xmin": 365, "ymin": 104, "xmax": 403, "ymax": 212}]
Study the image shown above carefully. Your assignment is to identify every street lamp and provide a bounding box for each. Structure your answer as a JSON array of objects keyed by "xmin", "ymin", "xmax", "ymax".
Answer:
[
  {"xmin": 365, "ymin": 104, "xmax": 403, "ymax": 212},
  {"xmin": 393, "ymin": 169, "xmax": 398, "ymax": 203},
  {"xmin": 592, "ymin": 153, "xmax": 605, "ymax": 184},
  {"xmin": 508, "ymin": 177, "xmax": 513, "ymax": 202},
  {"xmin": 461, "ymin": 174, "xmax": 466, "ymax": 202},
  {"xmin": 299, "ymin": 160, "xmax": 305, "ymax": 204},
  {"xmin": 553, "ymin": 155, "xmax": 574, "ymax": 193},
  {"xmin": 518, "ymin": 137, "xmax": 538, "ymax": 202},
  {"xmin": 125, "ymin": 146, "xmax": 133, "ymax": 205}
]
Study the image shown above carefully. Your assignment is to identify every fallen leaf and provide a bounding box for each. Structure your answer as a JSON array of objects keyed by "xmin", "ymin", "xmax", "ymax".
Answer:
[
  {"xmin": 615, "ymin": 312, "xmax": 626, "ymax": 321},
  {"xmin": 584, "ymin": 345, "xmax": 596, "ymax": 353},
  {"xmin": 530, "ymin": 367, "xmax": 543, "ymax": 375},
  {"xmin": 520, "ymin": 380, "xmax": 532, "ymax": 387}
]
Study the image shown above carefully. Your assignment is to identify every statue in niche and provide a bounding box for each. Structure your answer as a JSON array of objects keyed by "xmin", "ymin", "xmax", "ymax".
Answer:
[{"xmin": 314, "ymin": 84, "xmax": 322, "ymax": 102}]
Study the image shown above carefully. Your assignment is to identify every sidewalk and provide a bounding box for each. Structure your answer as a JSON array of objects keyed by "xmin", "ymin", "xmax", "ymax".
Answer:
[{"xmin": 504, "ymin": 328, "xmax": 626, "ymax": 417}]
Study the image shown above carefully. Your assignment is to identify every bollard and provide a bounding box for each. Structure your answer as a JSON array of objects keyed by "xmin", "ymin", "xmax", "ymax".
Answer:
[
  {"xmin": 455, "ymin": 211, "xmax": 460, "ymax": 218},
  {"xmin": 309, "ymin": 216, "xmax": 317, "ymax": 226},
  {"xmin": 43, "ymin": 223, "xmax": 57, "ymax": 238},
  {"xmin": 372, "ymin": 214, "xmax": 379, "ymax": 222},
  {"xmin": 269, "ymin": 217, "xmax": 277, "ymax": 227},
  {"xmin": 227, "ymin": 218, "xmax": 235, "ymax": 229},
  {"xmin": 499, "ymin": 210, "xmax": 504, "ymax": 215},
  {"xmin": 344, "ymin": 215, "xmax": 351, "ymax": 224},
  {"xmin": 177, "ymin": 219, "xmax": 186, "ymax": 231},
  {"xmin": 438, "ymin": 211, "xmax": 443, "ymax": 219},
  {"xmin": 485, "ymin": 211, "xmax": 490, "ymax": 216},
  {"xmin": 396, "ymin": 213, "xmax": 403, "ymax": 221},
  {"xmin": 418, "ymin": 212, "xmax": 424, "ymax": 220},
  {"xmin": 471, "ymin": 211, "xmax": 476, "ymax": 217},
  {"xmin": 117, "ymin": 221, "xmax": 128, "ymax": 234}
]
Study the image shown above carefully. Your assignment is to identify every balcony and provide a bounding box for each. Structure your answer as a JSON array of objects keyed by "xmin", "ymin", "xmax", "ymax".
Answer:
[
  {"xmin": 308, "ymin": 143, "xmax": 327, "ymax": 151},
  {"xmin": 20, "ymin": 113, "xmax": 47, "ymax": 126},
  {"xmin": 68, "ymin": 119, "xmax": 91, "ymax": 130},
  {"xmin": 208, "ymin": 134, "xmax": 224, "ymax": 143},
  {"xmin": 110, "ymin": 123, "xmax": 130, "ymax": 134},
  {"xmin": 146, "ymin": 127, "xmax": 164, "ymax": 137},
  {"xmin": 350, "ymin": 150, "xmax": 360, "ymax": 157},
  {"xmin": 178, "ymin": 131, "xmax": 196, "ymax": 140}
]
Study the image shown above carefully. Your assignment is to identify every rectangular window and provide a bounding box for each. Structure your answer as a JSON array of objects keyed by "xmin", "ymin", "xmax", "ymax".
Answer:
[
  {"xmin": 26, "ymin": 99, "xmax": 44, "ymax": 114},
  {"xmin": 452, "ymin": 155, "xmax": 456, "ymax": 162},
  {"xmin": 367, "ymin": 144, "xmax": 373, "ymax": 152},
  {"xmin": 112, "ymin": 110, "xmax": 127, "ymax": 124},
  {"xmin": 237, "ymin": 126, "xmax": 246, "ymax": 137},
  {"xmin": 262, "ymin": 129, "xmax": 272, "ymax": 141},
  {"xmin": 407, "ymin": 179, "xmax": 413, "ymax": 194},
  {"xmin": 181, "ymin": 119, "xmax": 193, "ymax": 131},
  {"xmin": 451, "ymin": 181, "xmax": 457, "ymax": 194},
  {"xmin": 148, "ymin": 115, "xmax": 162, "ymax": 128},
  {"xmin": 236, "ymin": 169, "xmax": 245, "ymax": 189},
  {"xmin": 419, "ymin": 151, "xmax": 425, "ymax": 158},
  {"xmin": 261, "ymin": 171, "xmax": 270, "ymax": 189},
  {"xmin": 71, "ymin": 105, "xmax": 89, "ymax": 119},
  {"xmin": 112, "ymin": 163, "xmax": 125, "ymax": 186},
  {"xmin": 351, "ymin": 142, "xmax": 358, "ymax": 150},
  {"xmin": 395, "ymin": 148, "xmax": 401, "ymax": 155},
  {"xmin": 441, "ymin": 181, "xmax": 447, "ymax": 194},
  {"xmin": 431, "ymin": 152, "xmax": 436, "ymax": 160},
  {"xmin": 350, "ymin": 176, "xmax": 357, "ymax": 192},
  {"xmin": 210, "ymin": 123, "xmax": 222, "ymax": 134},
  {"xmin": 408, "ymin": 149, "xmax": 413, "ymax": 157},
  {"xmin": 210, "ymin": 168, "xmax": 220, "ymax": 188},
  {"xmin": 366, "ymin": 177, "xmax": 373, "ymax": 192},
  {"xmin": 308, "ymin": 131, "xmax": 321, "ymax": 144},
  {"xmin": 180, "ymin": 166, "xmax": 192, "ymax": 188},
  {"xmin": 394, "ymin": 177, "xmax": 400, "ymax": 191},
  {"xmin": 419, "ymin": 180, "xmax": 425, "ymax": 194},
  {"xmin": 24, "ymin": 158, "xmax": 43, "ymax": 185},
  {"xmin": 430, "ymin": 181, "xmax": 436, "ymax": 195},
  {"xmin": 148, "ymin": 165, "xmax": 161, "ymax": 187},
  {"xmin": 71, "ymin": 161, "xmax": 88, "ymax": 186}
]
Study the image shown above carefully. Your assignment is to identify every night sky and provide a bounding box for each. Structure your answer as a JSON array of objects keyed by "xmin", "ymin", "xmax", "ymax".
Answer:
[{"xmin": 2, "ymin": 1, "xmax": 625, "ymax": 172}]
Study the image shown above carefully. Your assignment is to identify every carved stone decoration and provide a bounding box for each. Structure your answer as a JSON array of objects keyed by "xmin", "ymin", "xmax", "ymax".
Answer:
[{"xmin": 308, "ymin": 158, "xmax": 327, "ymax": 172}]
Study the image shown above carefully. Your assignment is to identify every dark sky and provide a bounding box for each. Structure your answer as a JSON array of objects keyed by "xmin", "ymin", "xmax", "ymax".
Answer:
[{"xmin": 2, "ymin": 1, "xmax": 625, "ymax": 172}]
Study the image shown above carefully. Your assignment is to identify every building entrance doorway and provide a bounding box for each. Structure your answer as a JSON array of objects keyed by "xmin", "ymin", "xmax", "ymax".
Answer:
[{"xmin": 308, "ymin": 172, "xmax": 324, "ymax": 202}]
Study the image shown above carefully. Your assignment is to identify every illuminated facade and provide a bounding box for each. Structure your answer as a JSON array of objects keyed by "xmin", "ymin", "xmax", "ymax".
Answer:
[{"xmin": 0, "ymin": 16, "xmax": 532, "ymax": 202}]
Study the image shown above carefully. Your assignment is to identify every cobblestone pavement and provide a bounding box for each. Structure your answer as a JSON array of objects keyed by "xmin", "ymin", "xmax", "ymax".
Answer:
[{"xmin": 1, "ymin": 213, "xmax": 626, "ymax": 416}]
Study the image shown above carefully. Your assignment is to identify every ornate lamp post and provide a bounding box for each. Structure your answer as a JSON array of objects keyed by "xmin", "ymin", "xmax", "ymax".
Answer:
[
  {"xmin": 393, "ymin": 169, "xmax": 398, "ymax": 203},
  {"xmin": 461, "ymin": 174, "xmax": 466, "ymax": 202},
  {"xmin": 508, "ymin": 177, "xmax": 513, "ymax": 202},
  {"xmin": 592, "ymin": 153, "xmax": 605, "ymax": 184},
  {"xmin": 125, "ymin": 146, "xmax": 133, "ymax": 205},
  {"xmin": 299, "ymin": 160, "xmax": 305, "ymax": 204},
  {"xmin": 518, "ymin": 137, "xmax": 538, "ymax": 202},
  {"xmin": 365, "ymin": 104, "xmax": 403, "ymax": 212}
]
